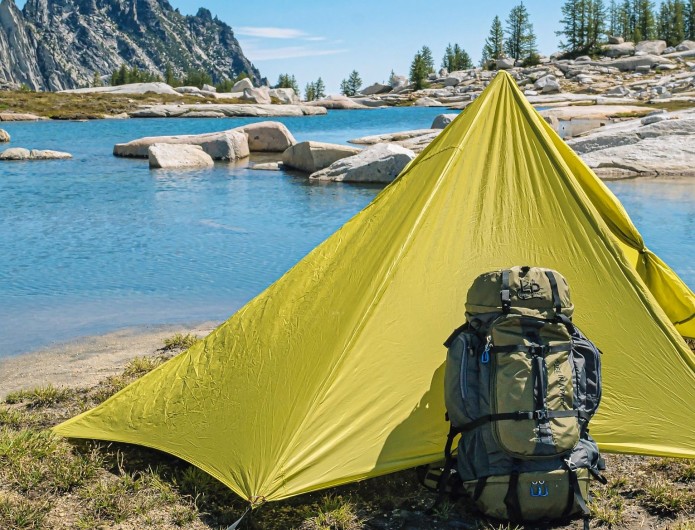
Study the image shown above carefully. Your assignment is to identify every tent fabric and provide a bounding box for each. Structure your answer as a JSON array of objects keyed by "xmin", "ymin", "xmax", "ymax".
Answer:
[{"xmin": 54, "ymin": 71, "xmax": 695, "ymax": 504}]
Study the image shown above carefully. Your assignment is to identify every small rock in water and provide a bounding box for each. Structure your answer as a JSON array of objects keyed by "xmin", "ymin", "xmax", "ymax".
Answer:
[
  {"xmin": 431, "ymin": 113, "xmax": 459, "ymax": 129},
  {"xmin": 148, "ymin": 144, "xmax": 214, "ymax": 169},
  {"xmin": 0, "ymin": 129, "xmax": 9, "ymax": 142},
  {"xmin": 0, "ymin": 148, "xmax": 72, "ymax": 160},
  {"xmin": 249, "ymin": 162, "xmax": 281, "ymax": 171}
]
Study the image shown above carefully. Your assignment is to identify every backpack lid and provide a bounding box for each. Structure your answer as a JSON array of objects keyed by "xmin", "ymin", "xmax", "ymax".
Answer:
[{"xmin": 465, "ymin": 266, "xmax": 574, "ymax": 320}]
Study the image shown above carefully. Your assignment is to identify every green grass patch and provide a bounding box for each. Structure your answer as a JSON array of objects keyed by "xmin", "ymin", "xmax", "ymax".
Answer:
[
  {"xmin": 4, "ymin": 384, "xmax": 75, "ymax": 408},
  {"xmin": 0, "ymin": 493, "xmax": 50, "ymax": 529},
  {"xmin": 641, "ymin": 478, "xmax": 694, "ymax": 515},
  {"xmin": 162, "ymin": 333, "xmax": 199, "ymax": 352},
  {"xmin": 299, "ymin": 494, "xmax": 363, "ymax": 530}
]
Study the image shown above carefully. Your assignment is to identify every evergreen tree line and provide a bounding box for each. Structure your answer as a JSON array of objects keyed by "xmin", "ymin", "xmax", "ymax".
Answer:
[
  {"xmin": 560, "ymin": 0, "xmax": 695, "ymax": 54},
  {"xmin": 108, "ymin": 63, "xmax": 250, "ymax": 92}
]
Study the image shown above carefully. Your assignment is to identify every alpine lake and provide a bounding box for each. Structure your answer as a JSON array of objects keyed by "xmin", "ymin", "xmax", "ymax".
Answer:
[{"xmin": 1, "ymin": 107, "xmax": 693, "ymax": 356}]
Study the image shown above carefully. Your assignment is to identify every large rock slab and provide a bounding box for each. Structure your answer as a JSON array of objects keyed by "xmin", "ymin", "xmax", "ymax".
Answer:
[
  {"xmin": 540, "ymin": 105, "xmax": 652, "ymax": 121},
  {"xmin": 241, "ymin": 87, "xmax": 271, "ymax": 104},
  {"xmin": 601, "ymin": 42, "xmax": 635, "ymax": 57},
  {"xmin": 580, "ymin": 135, "xmax": 695, "ymax": 177},
  {"xmin": 676, "ymin": 40, "xmax": 695, "ymax": 51},
  {"xmin": 360, "ymin": 83, "xmax": 392, "ymax": 96},
  {"xmin": 413, "ymin": 97, "xmax": 443, "ymax": 107},
  {"xmin": 309, "ymin": 143, "xmax": 415, "ymax": 183},
  {"xmin": 305, "ymin": 95, "xmax": 369, "ymax": 109},
  {"xmin": 269, "ymin": 88, "xmax": 299, "ymax": 104},
  {"xmin": 59, "ymin": 82, "xmax": 180, "ymax": 96},
  {"xmin": 0, "ymin": 129, "xmax": 9, "ymax": 142},
  {"xmin": 129, "ymin": 104, "xmax": 327, "ymax": 118},
  {"xmin": 236, "ymin": 122, "xmax": 296, "ymax": 152},
  {"xmin": 148, "ymin": 144, "xmax": 214, "ymax": 169},
  {"xmin": 496, "ymin": 57, "xmax": 515, "ymax": 69},
  {"xmin": 349, "ymin": 129, "xmax": 437, "ymax": 145},
  {"xmin": 534, "ymin": 75, "xmax": 561, "ymax": 93},
  {"xmin": 232, "ymin": 78, "xmax": 254, "ymax": 91},
  {"xmin": 610, "ymin": 54, "xmax": 673, "ymax": 71},
  {"xmin": 0, "ymin": 112, "xmax": 45, "ymax": 121},
  {"xmin": 282, "ymin": 141, "xmax": 361, "ymax": 173},
  {"xmin": 114, "ymin": 130, "xmax": 249, "ymax": 160},
  {"xmin": 0, "ymin": 148, "xmax": 72, "ymax": 160},
  {"xmin": 635, "ymin": 40, "xmax": 667, "ymax": 55}
]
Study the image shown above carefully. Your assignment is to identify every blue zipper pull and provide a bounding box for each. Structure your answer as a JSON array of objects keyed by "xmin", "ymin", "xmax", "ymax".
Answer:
[{"xmin": 481, "ymin": 336, "xmax": 492, "ymax": 364}]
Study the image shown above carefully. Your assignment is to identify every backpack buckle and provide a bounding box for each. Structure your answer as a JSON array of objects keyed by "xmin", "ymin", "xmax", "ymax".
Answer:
[{"xmin": 534, "ymin": 409, "xmax": 548, "ymax": 421}]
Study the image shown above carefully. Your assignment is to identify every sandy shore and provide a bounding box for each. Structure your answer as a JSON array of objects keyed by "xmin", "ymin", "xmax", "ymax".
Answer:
[{"xmin": 0, "ymin": 321, "xmax": 218, "ymax": 399}]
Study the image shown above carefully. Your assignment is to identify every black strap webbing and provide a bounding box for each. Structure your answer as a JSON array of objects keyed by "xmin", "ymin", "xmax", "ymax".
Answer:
[
  {"xmin": 544, "ymin": 270, "xmax": 563, "ymax": 316},
  {"xmin": 431, "ymin": 425, "xmax": 460, "ymax": 511},
  {"xmin": 504, "ymin": 470, "xmax": 522, "ymax": 521},
  {"xmin": 472, "ymin": 476, "xmax": 488, "ymax": 501},
  {"xmin": 459, "ymin": 409, "xmax": 590, "ymax": 433},
  {"xmin": 569, "ymin": 468, "xmax": 590, "ymax": 517},
  {"xmin": 491, "ymin": 344, "xmax": 568, "ymax": 355},
  {"xmin": 501, "ymin": 269, "xmax": 511, "ymax": 313}
]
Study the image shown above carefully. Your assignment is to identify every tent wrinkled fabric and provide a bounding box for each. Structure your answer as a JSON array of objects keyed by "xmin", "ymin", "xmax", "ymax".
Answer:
[{"xmin": 54, "ymin": 71, "xmax": 695, "ymax": 504}]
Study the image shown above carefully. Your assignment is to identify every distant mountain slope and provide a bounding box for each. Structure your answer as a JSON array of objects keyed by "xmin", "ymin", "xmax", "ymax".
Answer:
[{"xmin": 0, "ymin": 0, "xmax": 261, "ymax": 91}]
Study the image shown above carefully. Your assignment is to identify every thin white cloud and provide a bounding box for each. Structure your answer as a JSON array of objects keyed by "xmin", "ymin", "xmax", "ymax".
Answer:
[
  {"xmin": 304, "ymin": 36, "xmax": 327, "ymax": 42},
  {"xmin": 244, "ymin": 46, "xmax": 349, "ymax": 61},
  {"xmin": 236, "ymin": 27, "xmax": 308, "ymax": 39}
]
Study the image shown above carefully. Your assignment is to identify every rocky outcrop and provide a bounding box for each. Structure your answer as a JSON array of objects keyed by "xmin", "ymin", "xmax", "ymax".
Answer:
[
  {"xmin": 360, "ymin": 83, "xmax": 392, "ymax": 96},
  {"xmin": 305, "ymin": 95, "xmax": 369, "ymax": 110},
  {"xmin": 148, "ymin": 144, "xmax": 214, "ymax": 169},
  {"xmin": 235, "ymin": 122, "xmax": 296, "ymax": 152},
  {"xmin": 128, "ymin": 104, "xmax": 327, "ymax": 118},
  {"xmin": 309, "ymin": 143, "xmax": 415, "ymax": 183},
  {"xmin": 601, "ymin": 42, "xmax": 635, "ymax": 57},
  {"xmin": 241, "ymin": 87, "xmax": 271, "ymax": 105},
  {"xmin": 0, "ymin": 111, "xmax": 45, "ymax": 121},
  {"xmin": 0, "ymin": 0, "xmax": 262, "ymax": 91},
  {"xmin": 0, "ymin": 128, "xmax": 8, "ymax": 142},
  {"xmin": 567, "ymin": 109, "xmax": 695, "ymax": 177},
  {"xmin": 269, "ymin": 88, "xmax": 299, "ymax": 104},
  {"xmin": 281, "ymin": 141, "xmax": 361, "ymax": 173},
  {"xmin": 431, "ymin": 114, "xmax": 459, "ymax": 129},
  {"xmin": 0, "ymin": 147, "xmax": 71, "ymax": 159},
  {"xmin": 635, "ymin": 40, "xmax": 667, "ymax": 55},
  {"xmin": 60, "ymin": 82, "xmax": 180, "ymax": 96},
  {"xmin": 114, "ymin": 130, "xmax": 249, "ymax": 160}
]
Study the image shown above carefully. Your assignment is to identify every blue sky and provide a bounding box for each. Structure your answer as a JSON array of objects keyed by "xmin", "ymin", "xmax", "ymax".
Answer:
[{"xmin": 169, "ymin": 0, "xmax": 564, "ymax": 93}]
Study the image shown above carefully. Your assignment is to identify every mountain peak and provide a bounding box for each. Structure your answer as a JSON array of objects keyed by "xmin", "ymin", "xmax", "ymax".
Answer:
[{"xmin": 0, "ymin": 0, "xmax": 260, "ymax": 91}]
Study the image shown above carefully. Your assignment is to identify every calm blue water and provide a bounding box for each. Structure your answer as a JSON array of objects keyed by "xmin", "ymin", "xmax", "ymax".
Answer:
[{"xmin": 0, "ymin": 108, "xmax": 693, "ymax": 356}]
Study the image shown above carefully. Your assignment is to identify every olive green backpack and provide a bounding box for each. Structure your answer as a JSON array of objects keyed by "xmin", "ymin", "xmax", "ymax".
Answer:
[{"xmin": 438, "ymin": 266, "xmax": 606, "ymax": 528}]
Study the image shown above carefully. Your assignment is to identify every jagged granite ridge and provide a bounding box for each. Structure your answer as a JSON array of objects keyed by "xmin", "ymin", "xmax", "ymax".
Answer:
[{"xmin": 0, "ymin": 0, "xmax": 261, "ymax": 91}]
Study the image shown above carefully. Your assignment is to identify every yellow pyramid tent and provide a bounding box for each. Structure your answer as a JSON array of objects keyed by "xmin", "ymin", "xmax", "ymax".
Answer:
[{"xmin": 55, "ymin": 71, "xmax": 695, "ymax": 504}]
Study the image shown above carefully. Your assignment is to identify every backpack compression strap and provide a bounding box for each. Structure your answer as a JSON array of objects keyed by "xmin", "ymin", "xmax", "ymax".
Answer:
[
  {"xmin": 544, "ymin": 270, "xmax": 576, "ymax": 334},
  {"xmin": 458, "ymin": 409, "xmax": 592, "ymax": 433},
  {"xmin": 501, "ymin": 269, "xmax": 511, "ymax": 313}
]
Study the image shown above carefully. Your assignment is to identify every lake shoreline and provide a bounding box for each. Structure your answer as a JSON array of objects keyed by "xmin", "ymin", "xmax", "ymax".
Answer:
[{"xmin": 0, "ymin": 321, "xmax": 218, "ymax": 399}]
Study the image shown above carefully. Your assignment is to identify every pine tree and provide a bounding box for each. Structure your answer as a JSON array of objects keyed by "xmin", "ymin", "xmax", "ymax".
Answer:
[
  {"xmin": 558, "ymin": 0, "xmax": 584, "ymax": 53},
  {"xmin": 409, "ymin": 51, "xmax": 429, "ymax": 90},
  {"xmin": 505, "ymin": 2, "xmax": 538, "ymax": 60},
  {"xmin": 340, "ymin": 71, "xmax": 362, "ymax": 96},
  {"xmin": 609, "ymin": 0, "xmax": 620, "ymax": 35},
  {"xmin": 420, "ymin": 46, "xmax": 435, "ymax": 73},
  {"xmin": 659, "ymin": 0, "xmax": 686, "ymax": 45},
  {"xmin": 634, "ymin": 0, "xmax": 656, "ymax": 41},
  {"xmin": 442, "ymin": 43, "xmax": 473, "ymax": 71},
  {"xmin": 304, "ymin": 82, "xmax": 316, "ymax": 101},
  {"xmin": 92, "ymin": 71, "xmax": 103, "ymax": 87},
  {"xmin": 275, "ymin": 74, "xmax": 299, "ymax": 94},
  {"xmin": 482, "ymin": 15, "xmax": 505, "ymax": 65},
  {"xmin": 314, "ymin": 77, "xmax": 326, "ymax": 99},
  {"xmin": 687, "ymin": 0, "xmax": 695, "ymax": 39},
  {"xmin": 164, "ymin": 64, "xmax": 177, "ymax": 87}
]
